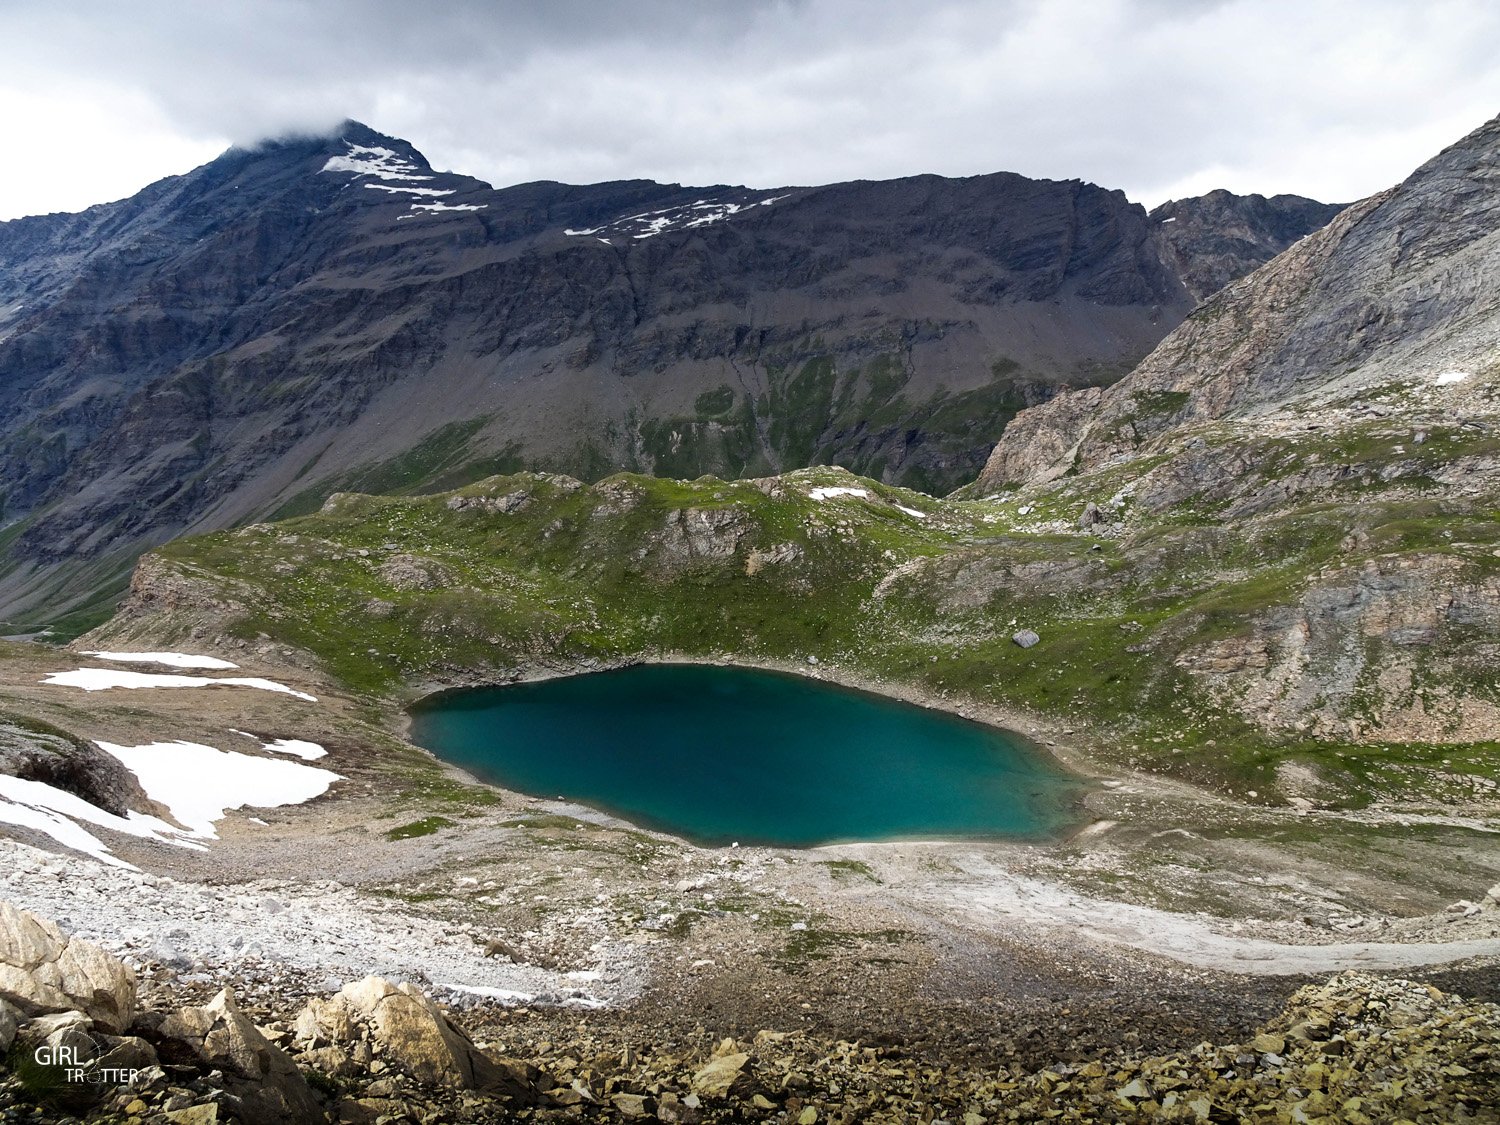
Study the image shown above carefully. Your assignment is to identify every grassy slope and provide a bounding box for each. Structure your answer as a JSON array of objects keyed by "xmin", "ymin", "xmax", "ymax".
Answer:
[{"xmin": 103, "ymin": 405, "xmax": 1500, "ymax": 810}]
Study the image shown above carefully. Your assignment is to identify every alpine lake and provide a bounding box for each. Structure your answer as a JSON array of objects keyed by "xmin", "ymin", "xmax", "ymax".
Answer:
[{"xmin": 409, "ymin": 664, "xmax": 1087, "ymax": 848}]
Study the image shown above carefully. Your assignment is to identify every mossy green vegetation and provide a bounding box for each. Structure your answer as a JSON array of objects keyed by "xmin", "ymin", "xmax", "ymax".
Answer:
[
  {"xmin": 271, "ymin": 419, "xmax": 527, "ymax": 521},
  {"xmin": 386, "ymin": 815, "xmax": 457, "ymax": 840},
  {"xmin": 820, "ymin": 859, "xmax": 880, "ymax": 883},
  {"xmin": 111, "ymin": 406, "xmax": 1500, "ymax": 810}
]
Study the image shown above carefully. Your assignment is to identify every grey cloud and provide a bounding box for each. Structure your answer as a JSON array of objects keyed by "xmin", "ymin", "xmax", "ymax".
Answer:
[{"xmin": 1, "ymin": 0, "xmax": 1497, "ymax": 220}]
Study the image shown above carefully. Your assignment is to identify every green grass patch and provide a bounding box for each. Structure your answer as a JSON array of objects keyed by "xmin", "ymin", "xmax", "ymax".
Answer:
[
  {"xmin": 819, "ymin": 859, "xmax": 880, "ymax": 883},
  {"xmin": 386, "ymin": 816, "xmax": 457, "ymax": 840}
]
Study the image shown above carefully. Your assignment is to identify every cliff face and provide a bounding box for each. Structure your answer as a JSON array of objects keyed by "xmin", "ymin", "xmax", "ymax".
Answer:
[
  {"xmin": 1150, "ymin": 190, "xmax": 1346, "ymax": 303},
  {"xmin": 0, "ymin": 121, "xmax": 1338, "ymax": 622},
  {"xmin": 953, "ymin": 115, "xmax": 1500, "ymax": 761},
  {"xmin": 977, "ymin": 114, "xmax": 1500, "ymax": 492}
]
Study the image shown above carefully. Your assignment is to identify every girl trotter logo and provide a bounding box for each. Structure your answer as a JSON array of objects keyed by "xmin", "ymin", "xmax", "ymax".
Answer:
[{"xmin": 31, "ymin": 1031, "xmax": 141, "ymax": 1087}]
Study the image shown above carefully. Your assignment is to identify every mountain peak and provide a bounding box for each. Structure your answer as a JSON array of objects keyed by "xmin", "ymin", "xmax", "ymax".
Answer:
[
  {"xmin": 0, "ymin": 127, "xmax": 1351, "ymax": 622},
  {"xmin": 218, "ymin": 119, "xmax": 426, "ymax": 170}
]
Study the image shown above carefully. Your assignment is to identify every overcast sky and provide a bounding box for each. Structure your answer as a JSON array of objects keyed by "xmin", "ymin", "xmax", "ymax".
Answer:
[{"xmin": 1, "ymin": 0, "xmax": 1496, "ymax": 222}]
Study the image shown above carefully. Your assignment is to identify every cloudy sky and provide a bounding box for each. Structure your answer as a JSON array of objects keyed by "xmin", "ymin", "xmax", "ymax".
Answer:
[{"xmin": 1, "ymin": 0, "xmax": 1496, "ymax": 221}]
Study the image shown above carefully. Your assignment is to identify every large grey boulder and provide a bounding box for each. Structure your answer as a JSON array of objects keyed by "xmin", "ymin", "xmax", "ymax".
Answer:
[
  {"xmin": 0, "ymin": 900, "xmax": 137, "ymax": 1033},
  {"xmin": 160, "ymin": 988, "xmax": 325, "ymax": 1125},
  {"xmin": 295, "ymin": 975, "xmax": 538, "ymax": 1100}
]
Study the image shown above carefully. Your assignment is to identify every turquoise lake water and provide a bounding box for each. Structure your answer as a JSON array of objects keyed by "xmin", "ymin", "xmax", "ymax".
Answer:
[{"xmin": 408, "ymin": 664, "xmax": 1085, "ymax": 847}]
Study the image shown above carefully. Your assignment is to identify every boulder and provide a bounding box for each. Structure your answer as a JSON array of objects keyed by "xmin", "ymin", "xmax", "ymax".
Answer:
[
  {"xmin": 93, "ymin": 1033, "xmax": 159, "ymax": 1075},
  {"xmin": 655, "ymin": 1091, "xmax": 703, "ymax": 1123},
  {"xmin": 160, "ymin": 988, "xmax": 324, "ymax": 1125},
  {"xmin": 294, "ymin": 995, "xmax": 356, "ymax": 1046},
  {"xmin": 301, "ymin": 1043, "xmax": 358, "ymax": 1077},
  {"xmin": 0, "ymin": 900, "xmax": 137, "ymax": 1033},
  {"xmin": 611, "ymin": 1091, "xmax": 653, "ymax": 1117},
  {"xmin": 30, "ymin": 1010, "xmax": 98, "ymax": 1068},
  {"xmin": 345, "ymin": 976, "xmax": 476, "ymax": 1087},
  {"xmin": 1011, "ymin": 629, "xmax": 1041, "ymax": 649},
  {"xmin": 691, "ymin": 1051, "xmax": 757, "ymax": 1098},
  {"xmin": 1078, "ymin": 501, "xmax": 1107, "ymax": 529},
  {"xmin": 299, "ymin": 976, "xmax": 539, "ymax": 1100}
]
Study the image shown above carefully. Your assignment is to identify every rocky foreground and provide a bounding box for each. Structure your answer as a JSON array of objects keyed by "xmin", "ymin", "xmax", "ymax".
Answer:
[{"xmin": 1, "ymin": 900, "xmax": 1496, "ymax": 1125}]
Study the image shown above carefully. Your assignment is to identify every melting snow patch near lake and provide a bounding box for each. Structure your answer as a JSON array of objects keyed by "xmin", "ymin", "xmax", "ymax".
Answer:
[
  {"xmin": 228, "ymin": 730, "xmax": 327, "ymax": 760},
  {"xmin": 262, "ymin": 738, "xmax": 327, "ymax": 760},
  {"xmin": 0, "ymin": 735, "xmax": 341, "ymax": 867},
  {"xmin": 808, "ymin": 487, "xmax": 870, "ymax": 501},
  {"xmin": 83, "ymin": 651, "xmax": 239, "ymax": 670},
  {"xmin": 43, "ymin": 669, "xmax": 317, "ymax": 702},
  {"xmin": 0, "ymin": 775, "xmax": 206, "ymax": 869},
  {"xmin": 1435, "ymin": 371, "xmax": 1470, "ymax": 385},
  {"xmin": 97, "ymin": 740, "xmax": 340, "ymax": 839}
]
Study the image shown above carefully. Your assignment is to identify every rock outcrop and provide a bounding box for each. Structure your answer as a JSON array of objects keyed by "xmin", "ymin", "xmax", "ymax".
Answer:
[
  {"xmin": 1151, "ymin": 189, "xmax": 1346, "ymax": 302},
  {"xmin": 977, "ymin": 112, "xmax": 1500, "ymax": 492},
  {"xmin": 0, "ymin": 900, "xmax": 137, "ymax": 1033},
  {"xmin": 159, "ymin": 988, "xmax": 324, "ymax": 1125},
  {"xmin": 294, "ymin": 975, "xmax": 538, "ymax": 1101},
  {"xmin": 1179, "ymin": 553, "xmax": 1500, "ymax": 742},
  {"xmin": 0, "ymin": 717, "xmax": 152, "ymax": 818}
]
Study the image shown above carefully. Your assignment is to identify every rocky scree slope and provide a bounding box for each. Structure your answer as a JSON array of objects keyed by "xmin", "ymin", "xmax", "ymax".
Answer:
[
  {"xmin": 0, "ymin": 121, "xmax": 1338, "ymax": 627},
  {"xmin": 86, "ymin": 458, "xmax": 1500, "ymax": 816},
  {"xmin": 2, "ymin": 899, "xmax": 1498, "ymax": 1124}
]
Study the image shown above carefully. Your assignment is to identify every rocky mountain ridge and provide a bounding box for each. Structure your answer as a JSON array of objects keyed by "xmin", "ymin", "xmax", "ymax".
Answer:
[
  {"xmin": 0, "ymin": 121, "xmax": 1339, "ymax": 626},
  {"xmin": 976, "ymin": 113, "xmax": 1500, "ymax": 491}
]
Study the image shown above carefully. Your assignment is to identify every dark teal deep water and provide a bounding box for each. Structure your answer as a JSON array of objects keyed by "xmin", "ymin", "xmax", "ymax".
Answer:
[{"xmin": 409, "ymin": 665, "xmax": 1085, "ymax": 847}]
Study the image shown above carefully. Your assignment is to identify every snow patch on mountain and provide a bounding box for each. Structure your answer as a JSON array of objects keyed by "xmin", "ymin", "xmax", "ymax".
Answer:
[
  {"xmin": 98, "ymin": 739, "xmax": 340, "ymax": 839},
  {"xmin": 363, "ymin": 184, "xmax": 455, "ymax": 198},
  {"xmin": 564, "ymin": 193, "xmax": 791, "ymax": 242},
  {"xmin": 321, "ymin": 143, "xmax": 433, "ymax": 183},
  {"xmin": 808, "ymin": 486, "xmax": 870, "ymax": 501},
  {"xmin": 395, "ymin": 200, "xmax": 490, "ymax": 220},
  {"xmin": 0, "ymin": 732, "xmax": 341, "ymax": 869},
  {"xmin": 42, "ymin": 668, "xmax": 317, "ymax": 701},
  {"xmin": 83, "ymin": 651, "xmax": 239, "ymax": 670}
]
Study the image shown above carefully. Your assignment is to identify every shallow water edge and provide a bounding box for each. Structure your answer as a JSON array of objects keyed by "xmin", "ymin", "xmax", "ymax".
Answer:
[{"xmin": 406, "ymin": 658, "xmax": 1095, "ymax": 848}]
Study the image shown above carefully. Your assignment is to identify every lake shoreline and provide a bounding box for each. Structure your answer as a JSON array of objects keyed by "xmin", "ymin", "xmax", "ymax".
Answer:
[
  {"xmin": 1, "ymin": 636, "xmax": 1495, "ymax": 1064},
  {"xmin": 407, "ymin": 661, "xmax": 1092, "ymax": 849},
  {"xmin": 398, "ymin": 647, "xmax": 1262, "ymax": 849}
]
